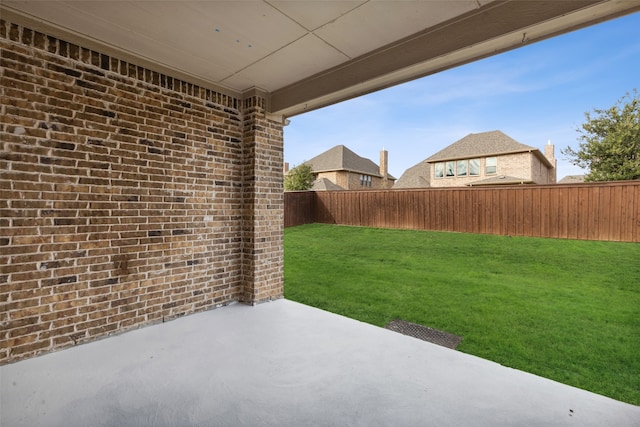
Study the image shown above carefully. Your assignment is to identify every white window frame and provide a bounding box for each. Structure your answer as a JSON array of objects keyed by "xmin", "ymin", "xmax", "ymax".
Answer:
[
  {"xmin": 445, "ymin": 161, "xmax": 455, "ymax": 177},
  {"xmin": 469, "ymin": 159, "xmax": 480, "ymax": 176},
  {"xmin": 486, "ymin": 157, "xmax": 497, "ymax": 175},
  {"xmin": 457, "ymin": 160, "xmax": 467, "ymax": 177},
  {"xmin": 360, "ymin": 174, "xmax": 372, "ymax": 187},
  {"xmin": 434, "ymin": 163, "xmax": 444, "ymax": 179}
]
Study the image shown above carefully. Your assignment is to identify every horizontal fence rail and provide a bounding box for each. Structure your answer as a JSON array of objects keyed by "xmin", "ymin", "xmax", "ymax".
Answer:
[{"xmin": 285, "ymin": 181, "xmax": 640, "ymax": 242}]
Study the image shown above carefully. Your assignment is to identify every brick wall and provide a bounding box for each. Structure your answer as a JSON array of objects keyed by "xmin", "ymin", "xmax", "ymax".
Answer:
[
  {"xmin": 345, "ymin": 172, "xmax": 373, "ymax": 190},
  {"xmin": 316, "ymin": 171, "xmax": 343, "ymax": 188},
  {"xmin": 346, "ymin": 172, "xmax": 361, "ymax": 189},
  {"xmin": 499, "ymin": 152, "xmax": 533, "ymax": 181},
  {"xmin": 317, "ymin": 171, "xmax": 389, "ymax": 190},
  {"xmin": 430, "ymin": 152, "xmax": 554, "ymax": 187},
  {"xmin": 530, "ymin": 154, "xmax": 555, "ymax": 184},
  {"xmin": 240, "ymin": 97, "xmax": 284, "ymax": 303},
  {"xmin": 1, "ymin": 20, "xmax": 284, "ymax": 363},
  {"xmin": 430, "ymin": 157, "xmax": 493, "ymax": 187}
]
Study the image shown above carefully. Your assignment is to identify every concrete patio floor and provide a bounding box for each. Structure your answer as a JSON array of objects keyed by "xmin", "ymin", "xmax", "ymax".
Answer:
[{"xmin": 2, "ymin": 299, "xmax": 639, "ymax": 427}]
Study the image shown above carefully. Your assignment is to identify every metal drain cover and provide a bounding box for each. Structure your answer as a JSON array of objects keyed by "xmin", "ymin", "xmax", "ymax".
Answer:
[{"xmin": 385, "ymin": 319, "xmax": 462, "ymax": 349}]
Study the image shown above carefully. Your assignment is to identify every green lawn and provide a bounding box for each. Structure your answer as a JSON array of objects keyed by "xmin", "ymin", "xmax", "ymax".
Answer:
[{"xmin": 284, "ymin": 224, "xmax": 640, "ymax": 405}]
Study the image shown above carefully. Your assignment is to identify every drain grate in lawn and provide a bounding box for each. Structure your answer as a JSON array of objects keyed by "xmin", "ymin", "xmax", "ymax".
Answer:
[{"xmin": 385, "ymin": 320, "xmax": 462, "ymax": 349}]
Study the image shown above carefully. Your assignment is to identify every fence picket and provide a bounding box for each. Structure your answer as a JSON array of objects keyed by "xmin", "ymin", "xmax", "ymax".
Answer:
[{"xmin": 285, "ymin": 181, "xmax": 640, "ymax": 242}]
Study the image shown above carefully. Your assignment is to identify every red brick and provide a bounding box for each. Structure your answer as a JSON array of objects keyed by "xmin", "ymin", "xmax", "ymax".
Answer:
[{"xmin": 1, "ymin": 20, "xmax": 284, "ymax": 364}]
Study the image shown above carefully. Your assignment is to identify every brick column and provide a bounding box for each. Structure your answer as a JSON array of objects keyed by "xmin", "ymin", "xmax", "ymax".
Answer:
[{"xmin": 240, "ymin": 94, "xmax": 284, "ymax": 304}]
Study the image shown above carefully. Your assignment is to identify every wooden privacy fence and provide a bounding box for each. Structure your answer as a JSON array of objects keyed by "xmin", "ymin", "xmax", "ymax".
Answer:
[{"xmin": 285, "ymin": 181, "xmax": 640, "ymax": 242}]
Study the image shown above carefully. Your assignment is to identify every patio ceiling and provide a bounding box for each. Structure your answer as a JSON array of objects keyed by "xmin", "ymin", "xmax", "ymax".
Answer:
[{"xmin": 2, "ymin": 1, "xmax": 638, "ymax": 117}]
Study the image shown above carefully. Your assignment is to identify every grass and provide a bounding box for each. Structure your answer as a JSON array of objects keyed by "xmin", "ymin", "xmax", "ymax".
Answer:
[{"xmin": 284, "ymin": 224, "xmax": 640, "ymax": 405}]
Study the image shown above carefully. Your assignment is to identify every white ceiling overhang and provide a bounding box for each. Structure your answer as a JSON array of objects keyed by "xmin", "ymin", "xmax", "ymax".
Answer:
[{"xmin": 2, "ymin": 1, "xmax": 638, "ymax": 118}]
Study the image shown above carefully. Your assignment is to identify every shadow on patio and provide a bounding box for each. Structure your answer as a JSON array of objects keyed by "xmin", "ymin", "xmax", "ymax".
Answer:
[{"xmin": 2, "ymin": 299, "xmax": 638, "ymax": 426}]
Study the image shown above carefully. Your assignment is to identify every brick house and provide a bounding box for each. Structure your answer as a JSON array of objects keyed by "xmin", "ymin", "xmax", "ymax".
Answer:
[
  {"xmin": 305, "ymin": 145, "xmax": 395, "ymax": 190},
  {"xmin": 1, "ymin": 2, "xmax": 630, "ymax": 364},
  {"xmin": 394, "ymin": 131, "xmax": 557, "ymax": 188}
]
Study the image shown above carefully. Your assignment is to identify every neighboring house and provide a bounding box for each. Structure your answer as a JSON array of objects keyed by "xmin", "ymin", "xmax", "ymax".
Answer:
[
  {"xmin": 394, "ymin": 130, "xmax": 556, "ymax": 188},
  {"xmin": 305, "ymin": 145, "xmax": 396, "ymax": 190},
  {"xmin": 558, "ymin": 175, "xmax": 586, "ymax": 184}
]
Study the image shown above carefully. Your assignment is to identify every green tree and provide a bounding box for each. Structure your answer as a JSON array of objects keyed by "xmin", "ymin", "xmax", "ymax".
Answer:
[
  {"xmin": 563, "ymin": 90, "xmax": 640, "ymax": 182},
  {"xmin": 284, "ymin": 163, "xmax": 315, "ymax": 191}
]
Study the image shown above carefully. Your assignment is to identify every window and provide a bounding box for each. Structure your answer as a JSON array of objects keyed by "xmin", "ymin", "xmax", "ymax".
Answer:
[
  {"xmin": 445, "ymin": 161, "xmax": 455, "ymax": 177},
  {"xmin": 469, "ymin": 159, "xmax": 480, "ymax": 176},
  {"xmin": 486, "ymin": 157, "xmax": 497, "ymax": 175},
  {"xmin": 457, "ymin": 160, "xmax": 467, "ymax": 177},
  {"xmin": 360, "ymin": 174, "xmax": 372, "ymax": 187},
  {"xmin": 434, "ymin": 163, "xmax": 444, "ymax": 178}
]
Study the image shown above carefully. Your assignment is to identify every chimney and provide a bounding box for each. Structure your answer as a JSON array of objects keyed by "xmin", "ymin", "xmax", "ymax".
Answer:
[
  {"xmin": 544, "ymin": 140, "xmax": 557, "ymax": 184},
  {"xmin": 380, "ymin": 149, "xmax": 388, "ymax": 189},
  {"xmin": 283, "ymin": 162, "xmax": 289, "ymax": 174}
]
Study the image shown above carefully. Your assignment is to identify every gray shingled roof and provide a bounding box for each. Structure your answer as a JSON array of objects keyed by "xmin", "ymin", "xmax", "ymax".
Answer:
[
  {"xmin": 393, "ymin": 161, "xmax": 430, "ymax": 188},
  {"xmin": 305, "ymin": 145, "xmax": 395, "ymax": 179},
  {"xmin": 558, "ymin": 175, "xmax": 586, "ymax": 184},
  {"xmin": 426, "ymin": 130, "xmax": 553, "ymax": 168},
  {"xmin": 311, "ymin": 177, "xmax": 345, "ymax": 191},
  {"xmin": 467, "ymin": 175, "xmax": 533, "ymax": 186}
]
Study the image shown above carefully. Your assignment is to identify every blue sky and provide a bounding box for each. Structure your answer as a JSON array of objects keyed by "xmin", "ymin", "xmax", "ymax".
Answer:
[{"xmin": 284, "ymin": 11, "xmax": 640, "ymax": 181}]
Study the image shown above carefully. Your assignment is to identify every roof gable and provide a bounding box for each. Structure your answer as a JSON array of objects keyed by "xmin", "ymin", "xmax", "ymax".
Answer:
[
  {"xmin": 558, "ymin": 175, "xmax": 586, "ymax": 184},
  {"xmin": 467, "ymin": 175, "xmax": 533, "ymax": 186},
  {"xmin": 305, "ymin": 145, "xmax": 382, "ymax": 177},
  {"xmin": 311, "ymin": 177, "xmax": 345, "ymax": 191},
  {"xmin": 393, "ymin": 161, "xmax": 431, "ymax": 189}
]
